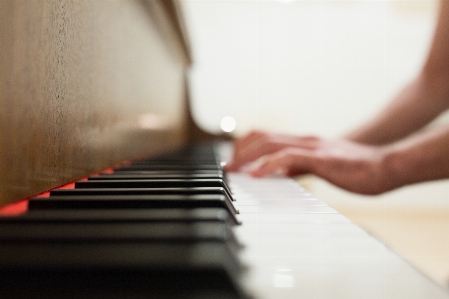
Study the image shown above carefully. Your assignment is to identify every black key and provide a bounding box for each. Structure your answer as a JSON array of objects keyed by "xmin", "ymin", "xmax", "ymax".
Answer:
[
  {"xmin": 89, "ymin": 174, "xmax": 232, "ymax": 194},
  {"xmin": 0, "ymin": 208, "xmax": 239, "ymax": 226},
  {"xmin": 109, "ymin": 169, "xmax": 223, "ymax": 174},
  {"xmin": 99, "ymin": 170, "xmax": 230, "ymax": 187},
  {"xmin": 50, "ymin": 186, "xmax": 234, "ymax": 202},
  {"xmin": 29, "ymin": 194, "xmax": 239, "ymax": 215},
  {"xmin": 91, "ymin": 173, "xmax": 224, "ymax": 180},
  {"xmin": 0, "ymin": 222, "xmax": 239, "ymax": 247},
  {"xmin": 0, "ymin": 242, "xmax": 245, "ymax": 299},
  {"xmin": 117, "ymin": 164, "xmax": 221, "ymax": 171},
  {"xmin": 75, "ymin": 178, "xmax": 225, "ymax": 189},
  {"xmin": 151, "ymin": 144, "xmax": 219, "ymax": 158},
  {"xmin": 129, "ymin": 160, "xmax": 220, "ymax": 166},
  {"xmin": 109, "ymin": 169, "xmax": 225, "ymax": 178},
  {"xmin": 74, "ymin": 179, "xmax": 234, "ymax": 200}
]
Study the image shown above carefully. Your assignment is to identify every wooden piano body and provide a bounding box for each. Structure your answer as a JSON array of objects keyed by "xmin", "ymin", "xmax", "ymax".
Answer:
[
  {"xmin": 0, "ymin": 0, "xmax": 198, "ymax": 205},
  {"xmin": 0, "ymin": 1, "xmax": 449, "ymax": 298}
]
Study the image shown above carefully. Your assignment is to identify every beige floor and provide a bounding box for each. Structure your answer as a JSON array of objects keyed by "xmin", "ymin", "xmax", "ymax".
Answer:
[
  {"xmin": 347, "ymin": 210, "xmax": 449, "ymax": 289},
  {"xmin": 300, "ymin": 176, "xmax": 449, "ymax": 289}
]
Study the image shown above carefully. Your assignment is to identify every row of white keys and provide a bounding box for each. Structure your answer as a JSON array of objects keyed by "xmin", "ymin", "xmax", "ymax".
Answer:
[{"xmin": 228, "ymin": 173, "xmax": 449, "ymax": 299}]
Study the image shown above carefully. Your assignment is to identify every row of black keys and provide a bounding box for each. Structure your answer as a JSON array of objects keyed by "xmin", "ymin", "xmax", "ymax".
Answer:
[{"xmin": 0, "ymin": 144, "xmax": 247, "ymax": 299}]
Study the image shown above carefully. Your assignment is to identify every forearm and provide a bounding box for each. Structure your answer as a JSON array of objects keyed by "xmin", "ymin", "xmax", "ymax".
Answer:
[
  {"xmin": 345, "ymin": 74, "xmax": 449, "ymax": 145},
  {"xmin": 385, "ymin": 124, "xmax": 449, "ymax": 189},
  {"xmin": 346, "ymin": 0, "xmax": 449, "ymax": 145}
]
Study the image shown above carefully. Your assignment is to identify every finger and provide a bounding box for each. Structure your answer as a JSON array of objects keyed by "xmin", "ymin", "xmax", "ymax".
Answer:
[
  {"xmin": 227, "ymin": 140, "xmax": 274, "ymax": 171},
  {"xmin": 295, "ymin": 136, "xmax": 321, "ymax": 150},
  {"xmin": 228, "ymin": 131, "xmax": 279, "ymax": 171},
  {"xmin": 228, "ymin": 133, "xmax": 322, "ymax": 171},
  {"xmin": 233, "ymin": 130, "xmax": 264, "ymax": 150},
  {"xmin": 227, "ymin": 131, "xmax": 264, "ymax": 170},
  {"xmin": 230, "ymin": 136, "xmax": 292, "ymax": 171},
  {"xmin": 250, "ymin": 148, "xmax": 315, "ymax": 177}
]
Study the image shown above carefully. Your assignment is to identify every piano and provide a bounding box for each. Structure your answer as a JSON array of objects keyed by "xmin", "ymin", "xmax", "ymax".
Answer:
[{"xmin": 0, "ymin": 1, "xmax": 448, "ymax": 298}]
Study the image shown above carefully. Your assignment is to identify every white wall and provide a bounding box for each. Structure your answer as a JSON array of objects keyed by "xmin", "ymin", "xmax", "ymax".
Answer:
[{"xmin": 182, "ymin": 0, "xmax": 438, "ymax": 137}]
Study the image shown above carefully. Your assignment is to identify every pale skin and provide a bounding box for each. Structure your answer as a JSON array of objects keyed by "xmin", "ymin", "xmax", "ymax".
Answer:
[{"xmin": 226, "ymin": 0, "xmax": 449, "ymax": 195}]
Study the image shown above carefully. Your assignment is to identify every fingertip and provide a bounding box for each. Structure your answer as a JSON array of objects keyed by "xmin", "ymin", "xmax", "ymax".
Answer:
[
  {"xmin": 224, "ymin": 162, "xmax": 239, "ymax": 172},
  {"xmin": 249, "ymin": 167, "xmax": 266, "ymax": 177}
]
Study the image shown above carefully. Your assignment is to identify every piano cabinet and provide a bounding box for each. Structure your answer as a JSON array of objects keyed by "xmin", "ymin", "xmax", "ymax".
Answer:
[{"xmin": 0, "ymin": 0, "xmax": 192, "ymax": 205}]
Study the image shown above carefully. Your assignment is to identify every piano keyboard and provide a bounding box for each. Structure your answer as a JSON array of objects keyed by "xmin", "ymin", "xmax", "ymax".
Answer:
[{"xmin": 0, "ymin": 142, "xmax": 448, "ymax": 299}]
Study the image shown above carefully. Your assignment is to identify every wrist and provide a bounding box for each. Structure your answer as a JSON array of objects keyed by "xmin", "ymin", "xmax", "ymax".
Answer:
[{"xmin": 380, "ymin": 144, "xmax": 411, "ymax": 192}]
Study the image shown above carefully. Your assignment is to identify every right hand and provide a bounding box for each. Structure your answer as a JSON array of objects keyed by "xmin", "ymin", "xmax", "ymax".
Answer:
[
  {"xmin": 226, "ymin": 130, "xmax": 320, "ymax": 172},
  {"xmin": 226, "ymin": 130, "xmax": 396, "ymax": 195}
]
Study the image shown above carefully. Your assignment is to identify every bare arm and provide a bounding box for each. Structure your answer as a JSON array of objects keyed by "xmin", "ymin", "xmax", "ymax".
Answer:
[{"xmin": 346, "ymin": 0, "xmax": 449, "ymax": 145}]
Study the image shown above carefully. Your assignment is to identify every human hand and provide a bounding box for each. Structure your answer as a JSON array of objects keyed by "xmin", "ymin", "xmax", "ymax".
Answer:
[
  {"xmin": 226, "ymin": 130, "xmax": 320, "ymax": 172},
  {"xmin": 227, "ymin": 131, "xmax": 396, "ymax": 195}
]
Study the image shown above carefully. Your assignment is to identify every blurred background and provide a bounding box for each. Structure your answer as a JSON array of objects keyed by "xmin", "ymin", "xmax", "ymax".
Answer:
[{"xmin": 181, "ymin": 0, "xmax": 449, "ymax": 289}]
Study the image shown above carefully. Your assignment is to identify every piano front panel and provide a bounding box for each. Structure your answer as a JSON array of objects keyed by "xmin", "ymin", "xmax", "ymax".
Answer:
[{"xmin": 0, "ymin": 0, "xmax": 189, "ymax": 205}]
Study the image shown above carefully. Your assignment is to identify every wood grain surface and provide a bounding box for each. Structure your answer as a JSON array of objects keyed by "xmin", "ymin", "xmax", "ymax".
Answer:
[{"xmin": 0, "ymin": 0, "xmax": 190, "ymax": 205}]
